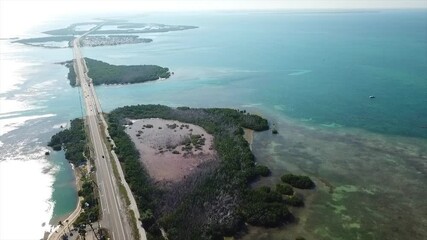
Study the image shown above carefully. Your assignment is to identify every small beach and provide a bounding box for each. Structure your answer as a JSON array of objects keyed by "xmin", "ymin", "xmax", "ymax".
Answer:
[{"xmin": 243, "ymin": 128, "xmax": 254, "ymax": 150}]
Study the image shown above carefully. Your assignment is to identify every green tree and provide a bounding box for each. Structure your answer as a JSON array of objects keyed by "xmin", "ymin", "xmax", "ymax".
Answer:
[{"xmin": 281, "ymin": 174, "xmax": 315, "ymax": 189}]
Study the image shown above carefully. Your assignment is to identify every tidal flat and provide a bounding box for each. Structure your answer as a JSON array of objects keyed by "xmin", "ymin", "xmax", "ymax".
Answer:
[{"xmin": 244, "ymin": 110, "xmax": 427, "ymax": 240}]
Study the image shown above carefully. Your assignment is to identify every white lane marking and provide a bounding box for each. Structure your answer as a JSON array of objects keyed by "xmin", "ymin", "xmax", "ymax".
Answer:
[
  {"xmin": 98, "ymin": 137, "xmax": 127, "ymax": 239},
  {"xmin": 74, "ymin": 40, "xmax": 128, "ymax": 239},
  {"xmin": 101, "ymin": 182, "xmax": 110, "ymax": 214}
]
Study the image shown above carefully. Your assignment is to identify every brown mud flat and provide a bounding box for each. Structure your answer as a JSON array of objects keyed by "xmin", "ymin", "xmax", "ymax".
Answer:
[{"xmin": 125, "ymin": 118, "xmax": 216, "ymax": 183}]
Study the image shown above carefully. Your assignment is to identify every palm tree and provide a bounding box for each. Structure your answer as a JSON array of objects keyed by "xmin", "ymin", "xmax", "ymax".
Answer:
[
  {"xmin": 78, "ymin": 224, "xmax": 86, "ymax": 240},
  {"xmin": 65, "ymin": 219, "xmax": 72, "ymax": 236}
]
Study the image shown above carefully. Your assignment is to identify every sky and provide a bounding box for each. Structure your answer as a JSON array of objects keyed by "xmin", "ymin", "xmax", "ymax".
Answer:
[{"xmin": 0, "ymin": 0, "xmax": 426, "ymax": 37}]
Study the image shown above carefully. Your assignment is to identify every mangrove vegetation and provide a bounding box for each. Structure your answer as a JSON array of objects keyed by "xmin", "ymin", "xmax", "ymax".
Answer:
[
  {"xmin": 106, "ymin": 104, "xmax": 307, "ymax": 239},
  {"xmin": 74, "ymin": 176, "xmax": 100, "ymax": 226},
  {"xmin": 48, "ymin": 118, "xmax": 87, "ymax": 166},
  {"xmin": 281, "ymin": 173, "xmax": 315, "ymax": 189},
  {"xmin": 64, "ymin": 58, "xmax": 170, "ymax": 86}
]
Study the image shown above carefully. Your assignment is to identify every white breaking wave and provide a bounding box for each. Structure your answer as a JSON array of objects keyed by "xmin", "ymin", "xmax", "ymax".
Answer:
[
  {"xmin": 0, "ymin": 113, "xmax": 56, "ymax": 136},
  {"xmin": 0, "ymin": 159, "xmax": 55, "ymax": 240},
  {"xmin": 0, "ymin": 57, "xmax": 40, "ymax": 94},
  {"xmin": 288, "ymin": 69, "xmax": 312, "ymax": 76},
  {"xmin": 52, "ymin": 122, "xmax": 68, "ymax": 129}
]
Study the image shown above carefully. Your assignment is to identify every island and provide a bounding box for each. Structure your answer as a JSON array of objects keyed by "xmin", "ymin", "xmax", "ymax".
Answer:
[
  {"xmin": 14, "ymin": 35, "xmax": 153, "ymax": 48},
  {"xmin": 48, "ymin": 105, "xmax": 315, "ymax": 239},
  {"xmin": 43, "ymin": 21, "xmax": 197, "ymax": 36},
  {"xmin": 13, "ymin": 20, "xmax": 197, "ymax": 49},
  {"xmin": 80, "ymin": 35, "xmax": 152, "ymax": 47},
  {"xmin": 107, "ymin": 105, "xmax": 308, "ymax": 239},
  {"xmin": 281, "ymin": 173, "xmax": 316, "ymax": 189},
  {"xmin": 63, "ymin": 58, "xmax": 171, "ymax": 86},
  {"xmin": 13, "ymin": 36, "xmax": 74, "ymax": 48}
]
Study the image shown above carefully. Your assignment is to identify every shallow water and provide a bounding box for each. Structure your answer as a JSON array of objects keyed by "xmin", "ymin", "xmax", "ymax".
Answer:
[
  {"xmin": 87, "ymin": 11, "xmax": 427, "ymax": 239},
  {"xmin": 0, "ymin": 11, "xmax": 426, "ymax": 239},
  {"xmin": 0, "ymin": 17, "xmax": 83, "ymax": 238},
  {"xmin": 244, "ymin": 109, "xmax": 427, "ymax": 239}
]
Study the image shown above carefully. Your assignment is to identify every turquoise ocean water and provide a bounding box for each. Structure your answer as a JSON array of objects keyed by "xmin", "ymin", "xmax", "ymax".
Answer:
[{"xmin": 0, "ymin": 11, "xmax": 426, "ymax": 239}]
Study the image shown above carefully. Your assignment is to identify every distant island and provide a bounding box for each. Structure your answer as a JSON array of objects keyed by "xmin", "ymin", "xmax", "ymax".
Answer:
[
  {"xmin": 0, "ymin": 37, "xmax": 19, "ymax": 40},
  {"xmin": 13, "ymin": 20, "xmax": 197, "ymax": 49},
  {"xmin": 14, "ymin": 35, "xmax": 153, "ymax": 48},
  {"xmin": 80, "ymin": 35, "xmax": 152, "ymax": 47},
  {"xmin": 13, "ymin": 36, "xmax": 74, "ymax": 48},
  {"xmin": 63, "ymin": 58, "xmax": 171, "ymax": 86},
  {"xmin": 43, "ymin": 21, "xmax": 197, "ymax": 36}
]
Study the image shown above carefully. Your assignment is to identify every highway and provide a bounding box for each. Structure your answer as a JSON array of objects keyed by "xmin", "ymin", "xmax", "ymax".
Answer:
[{"xmin": 72, "ymin": 36, "xmax": 131, "ymax": 239}]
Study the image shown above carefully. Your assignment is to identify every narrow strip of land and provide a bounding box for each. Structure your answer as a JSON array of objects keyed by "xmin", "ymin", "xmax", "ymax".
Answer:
[
  {"xmin": 74, "ymin": 34, "xmax": 130, "ymax": 239},
  {"xmin": 47, "ymin": 24, "xmax": 147, "ymax": 240},
  {"xmin": 69, "ymin": 24, "xmax": 142, "ymax": 240}
]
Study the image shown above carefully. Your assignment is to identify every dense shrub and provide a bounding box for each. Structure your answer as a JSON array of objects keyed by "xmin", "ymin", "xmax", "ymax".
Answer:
[
  {"xmin": 254, "ymin": 165, "xmax": 271, "ymax": 177},
  {"xmin": 240, "ymin": 187, "xmax": 292, "ymax": 227},
  {"xmin": 281, "ymin": 174, "xmax": 315, "ymax": 189},
  {"xmin": 106, "ymin": 105, "xmax": 271, "ymax": 239},
  {"xmin": 284, "ymin": 194, "xmax": 304, "ymax": 207},
  {"xmin": 65, "ymin": 58, "xmax": 170, "ymax": 86},
  {"xmin": 74, "ymin": 177, "xmax": 100, "ymax": 226},
  {"xmin": 48, "ymin": 118, "xmax": 87, "ymax": 165},
  {"xmin": 276, "ymin": 183, "xmax": 294, "ymax": 195},
  {"xmin": 66, "ymin": 62, "xmax": 77, "ymax": 86}
]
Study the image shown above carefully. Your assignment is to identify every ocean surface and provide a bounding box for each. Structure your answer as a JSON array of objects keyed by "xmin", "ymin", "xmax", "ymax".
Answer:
[{"xmin": 0, "ymin": 10, "xmax": 426, "ymax": 240}]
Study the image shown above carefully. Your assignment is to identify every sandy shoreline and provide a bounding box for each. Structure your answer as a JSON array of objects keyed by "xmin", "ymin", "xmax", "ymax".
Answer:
[
  {"xmin": 45, "ymin": 164, "xmax": 82, "ymax": 240},
  {"xmin": 243, "ymin": 128, "xmax": 254, "ymax": 150},
  {"xmin": 125, "ymin": 118, "xmax": 216, "ymax": 182}
]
